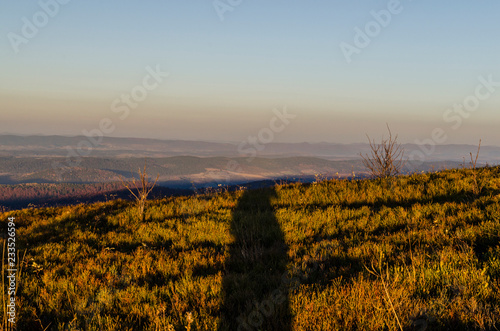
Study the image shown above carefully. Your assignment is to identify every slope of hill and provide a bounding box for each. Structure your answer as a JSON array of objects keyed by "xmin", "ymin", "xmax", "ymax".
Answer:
[{"xmin": 2, "ymin": 166, "xmax": 500, "ymax": 330}]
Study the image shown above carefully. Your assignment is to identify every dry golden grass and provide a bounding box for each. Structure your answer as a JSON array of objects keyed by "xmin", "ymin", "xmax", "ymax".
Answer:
[{"xmin": 1, "ymin": 166, "xmax": 500, "ymax": 330}]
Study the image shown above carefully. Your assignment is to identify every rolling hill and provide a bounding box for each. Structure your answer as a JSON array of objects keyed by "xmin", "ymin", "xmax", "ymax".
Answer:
[{"xmin": 2, "ymin": 166, "xmax": 500, "ymax": 330}]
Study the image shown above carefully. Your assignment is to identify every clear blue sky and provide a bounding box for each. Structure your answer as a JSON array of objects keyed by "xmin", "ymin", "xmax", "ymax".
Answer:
[{"xmin": 1, "ymin": 0, "xmax": 499, "ymax": 144}]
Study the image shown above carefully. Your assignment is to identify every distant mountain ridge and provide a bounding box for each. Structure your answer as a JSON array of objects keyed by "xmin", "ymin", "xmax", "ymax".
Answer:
[{"xmin": 1, "ymin": 134, "xmax": 499, "ymax": 162}]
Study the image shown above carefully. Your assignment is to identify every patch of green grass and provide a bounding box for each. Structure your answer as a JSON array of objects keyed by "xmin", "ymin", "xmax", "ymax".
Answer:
[{"xmin": 1, "ymin": 166, "xmax": 500, "ymax": 330}]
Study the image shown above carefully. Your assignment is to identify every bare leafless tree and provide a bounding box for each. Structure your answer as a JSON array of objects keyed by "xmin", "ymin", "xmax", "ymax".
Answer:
[
  {"xmin": 120, "ymin": 160, "xmax": 159, "ymax": 222},
  {"xmin": 360, "ymin": 124, "xmax": 406, "ymax": 178}
]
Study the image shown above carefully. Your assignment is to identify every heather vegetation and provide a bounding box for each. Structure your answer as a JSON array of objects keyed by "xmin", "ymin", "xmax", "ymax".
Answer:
[{"xmin": 2, "ymin": 166, "xmax": 500, "ymax": 330}]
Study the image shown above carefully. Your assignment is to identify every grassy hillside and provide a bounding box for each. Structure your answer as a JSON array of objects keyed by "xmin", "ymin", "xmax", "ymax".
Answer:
[{"xmin": 2, "ymin": 166, "xmax": 500, "ymax": 330}]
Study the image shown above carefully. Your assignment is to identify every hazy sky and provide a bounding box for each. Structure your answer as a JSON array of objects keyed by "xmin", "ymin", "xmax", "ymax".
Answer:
[{"xmin": 1, "ymin": 1, "xmax": 499, "ymax": 144}]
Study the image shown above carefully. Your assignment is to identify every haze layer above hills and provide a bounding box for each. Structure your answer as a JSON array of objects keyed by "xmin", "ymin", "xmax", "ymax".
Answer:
[
  {"xmin": 0, "ymin": 135, "xmax": 497, "ymax": 188},
  {"xmin": 1, "ymin": 134, "xmax": 499, "ymax": 161}
]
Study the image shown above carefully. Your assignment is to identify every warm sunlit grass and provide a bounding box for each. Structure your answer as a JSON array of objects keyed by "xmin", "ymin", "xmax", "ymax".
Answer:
[{"xmin": 1, "ymin": 166, "xmax": 500, "ymax": 330}]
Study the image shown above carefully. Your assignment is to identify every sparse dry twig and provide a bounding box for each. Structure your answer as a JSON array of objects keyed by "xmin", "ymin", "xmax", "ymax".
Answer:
[{"xmin": 469, "ymin": 139, "xmax": 484, "ymax": 196}]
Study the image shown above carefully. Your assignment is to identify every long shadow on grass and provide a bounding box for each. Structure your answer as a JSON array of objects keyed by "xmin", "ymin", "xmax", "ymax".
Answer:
[{"xmin": 220, "ymin": 187, "xmax": 291, "ymax": 331}]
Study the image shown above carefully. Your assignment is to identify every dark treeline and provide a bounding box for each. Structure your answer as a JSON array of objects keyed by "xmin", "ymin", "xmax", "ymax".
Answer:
[
  {"xmin": 0, "ymin": 179, "xmax": 305, "ymax": 211},
  {"xmin": 0, "ymin": 182, "xmax": 192, "ymax": 211}
]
